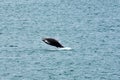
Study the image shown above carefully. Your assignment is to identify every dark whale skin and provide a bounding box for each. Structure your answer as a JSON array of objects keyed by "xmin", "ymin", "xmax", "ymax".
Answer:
[{"xmin": 42, "ymin": 38, "xmax": 64, "ymax": 48}]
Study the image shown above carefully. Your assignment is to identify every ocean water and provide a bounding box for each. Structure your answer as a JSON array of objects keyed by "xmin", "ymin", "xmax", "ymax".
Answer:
[{"xmin": 0, "ymin": 0, "xmax": 120, "ymax": 80}]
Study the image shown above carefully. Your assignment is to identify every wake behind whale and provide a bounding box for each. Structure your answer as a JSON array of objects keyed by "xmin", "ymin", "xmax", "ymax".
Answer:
[
  {"xmin": 58, "ymin": 47, "xmax": 72, "ymax": 50},
  {"xmin": 44, "ymin": 47, "xmax": 72, "ymax": 51}
]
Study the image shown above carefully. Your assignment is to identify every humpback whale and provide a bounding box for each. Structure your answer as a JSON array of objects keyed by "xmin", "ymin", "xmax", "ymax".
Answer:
[{"xmin": 42, "ymin": 38, "xmax": 64, "ymax": 48}]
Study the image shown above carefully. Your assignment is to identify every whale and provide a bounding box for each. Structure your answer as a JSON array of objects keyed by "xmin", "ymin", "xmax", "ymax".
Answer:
[{"xmin": 42, "ymin": 38, "xmax": 64, "ymax": 48}]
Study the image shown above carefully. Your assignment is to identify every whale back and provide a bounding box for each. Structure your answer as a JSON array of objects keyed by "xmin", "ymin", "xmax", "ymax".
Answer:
[{"xmin": 42, "ymin": 38, "xmax": 64, "ymax": 48}]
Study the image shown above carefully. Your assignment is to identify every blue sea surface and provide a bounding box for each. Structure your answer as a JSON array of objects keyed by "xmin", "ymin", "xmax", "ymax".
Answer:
[{"xmin": 0, "ymin": 0, "xmax": 120, "ymax": 80}]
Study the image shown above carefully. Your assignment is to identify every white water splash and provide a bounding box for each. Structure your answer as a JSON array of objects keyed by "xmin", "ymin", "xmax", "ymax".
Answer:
[
  {"xmin": 43, "ymin": 47, "xmax": 72, "ymax": 51},
  {"xmin": 58, "ymin": 47, "xmax": 72, "ymax": 50}
]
